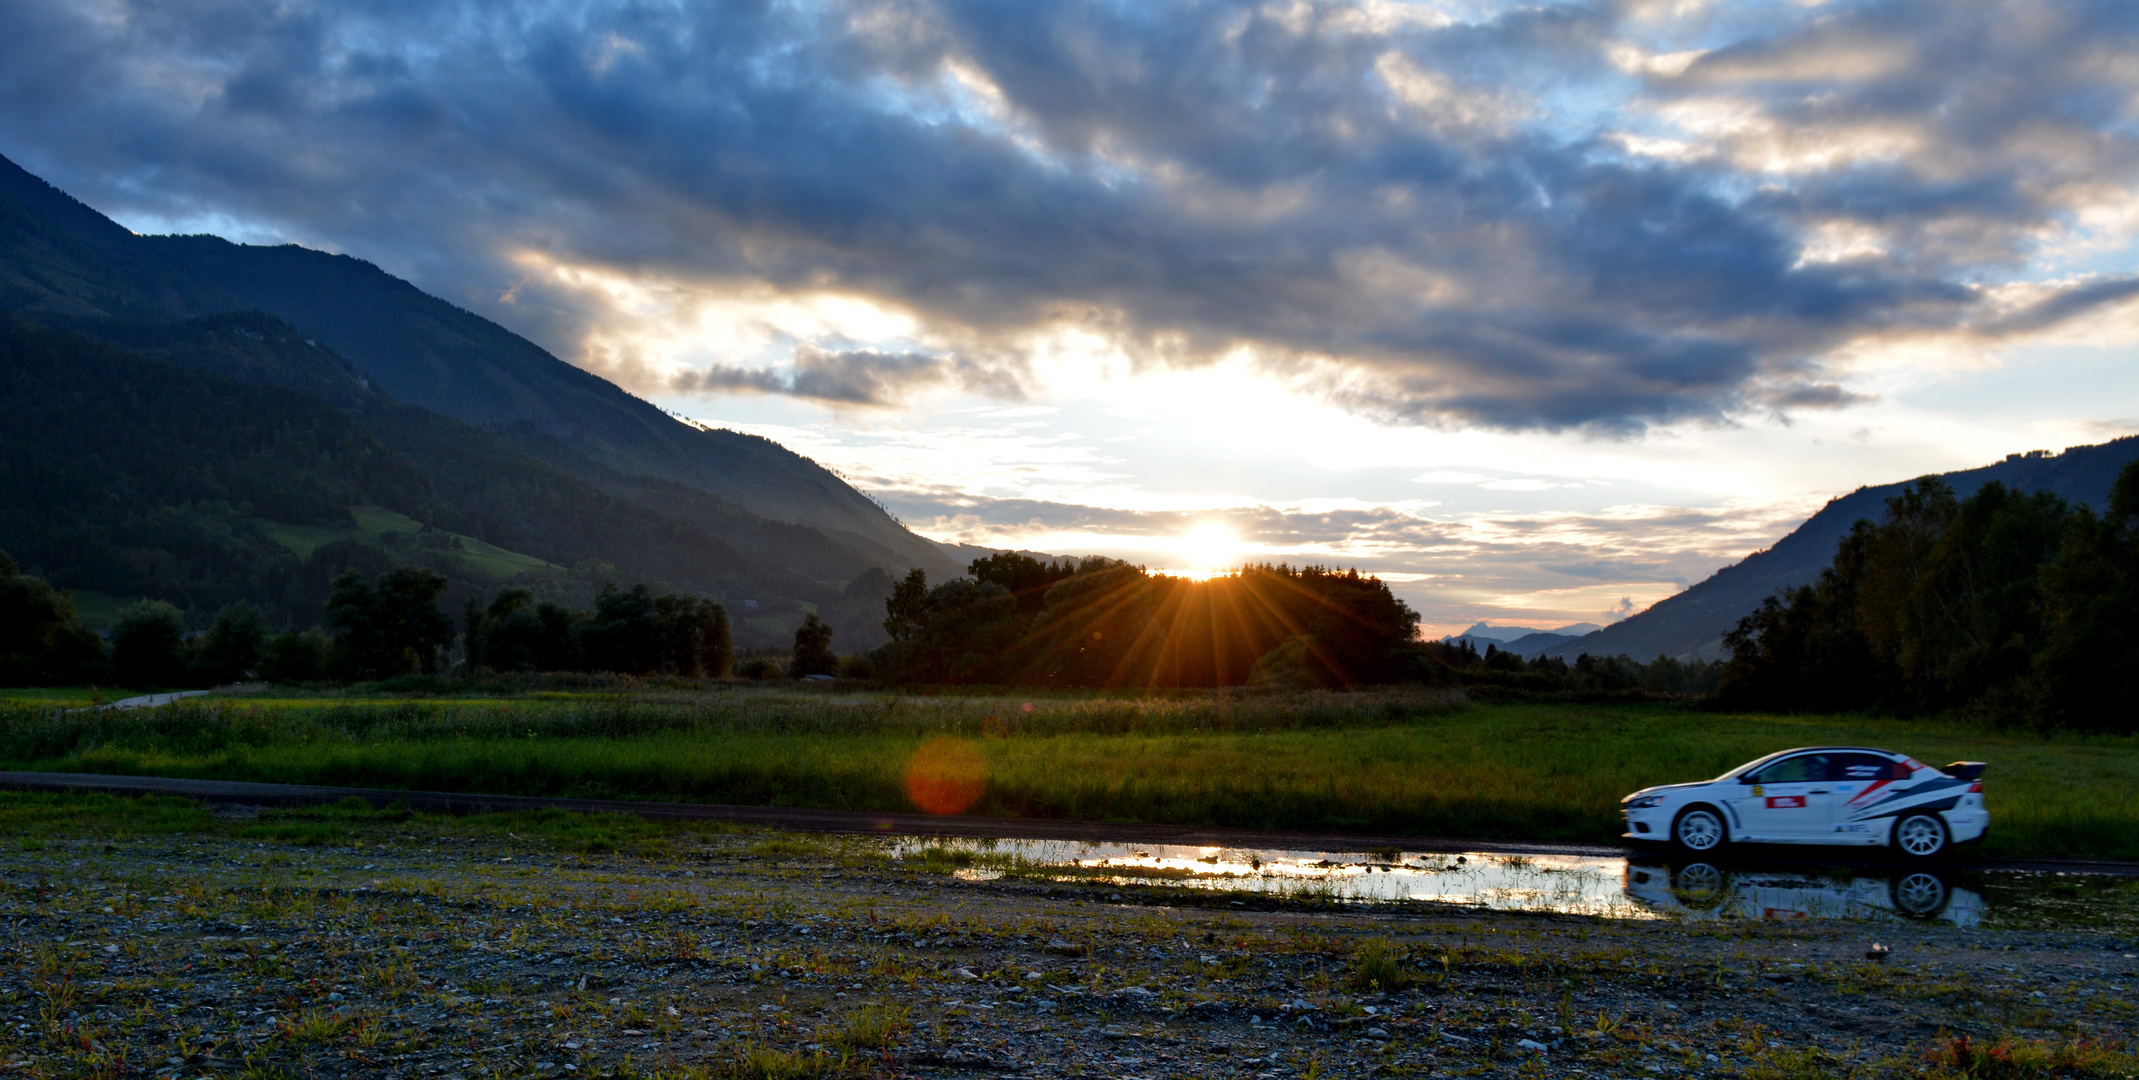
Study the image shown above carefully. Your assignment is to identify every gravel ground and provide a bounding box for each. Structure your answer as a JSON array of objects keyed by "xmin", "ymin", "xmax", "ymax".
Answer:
[{"xmin": 3, "ymin": 799, "xmax": 2137, "ymax": 1079}]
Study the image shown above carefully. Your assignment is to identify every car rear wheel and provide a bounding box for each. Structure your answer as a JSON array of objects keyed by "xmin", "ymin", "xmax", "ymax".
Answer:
[
  {"xmin": 1891, "ymin": 871, "xmax": 1950, "ymax": 917},
  {"xmin": 1893, "ymin": 812, "xmax": 1949, "ymax": 860},
  {"xmin": 1671, "ymin": 805, "xmax": 1728, "ymax": 855}
]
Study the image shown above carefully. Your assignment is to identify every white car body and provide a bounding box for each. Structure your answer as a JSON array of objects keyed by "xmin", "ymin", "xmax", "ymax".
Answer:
[{"xmin": 1621, "ymin": 746, "xmax": 1989, "ymax": 857}]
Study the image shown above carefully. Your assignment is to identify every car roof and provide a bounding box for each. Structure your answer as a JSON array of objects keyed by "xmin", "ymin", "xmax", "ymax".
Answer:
[{"xmin": 1732, "ymin": 746, "xmax": 1903, "ymax": 772}]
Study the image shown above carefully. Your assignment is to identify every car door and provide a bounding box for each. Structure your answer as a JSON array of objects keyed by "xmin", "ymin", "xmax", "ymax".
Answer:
[
  {"xmin": 1829, "ymin": 752, "xmax": 1906, "ymax": 840},
  {"xmin": 1725, "ymin": 753, "xmax": 1835, "ymax": 841}
]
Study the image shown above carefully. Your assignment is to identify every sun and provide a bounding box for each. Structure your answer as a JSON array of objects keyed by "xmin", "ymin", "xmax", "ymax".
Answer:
[{"xmin": 1176, "ymin": 523, "xmax": 1243, "ymax": 579}]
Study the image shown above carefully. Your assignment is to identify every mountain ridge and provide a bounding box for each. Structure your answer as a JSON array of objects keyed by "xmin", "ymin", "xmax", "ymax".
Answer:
[
  {"xmin": 1542, "ymin": 437, "xmax": 2139, "ymax": 662},
  {"xmin": 0, "ymin": 151, "xmax": 959, "ymax": 582}
]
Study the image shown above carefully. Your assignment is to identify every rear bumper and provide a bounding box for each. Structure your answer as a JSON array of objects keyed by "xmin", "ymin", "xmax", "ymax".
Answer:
[{"xmin": 1945, "ymin": 810, "xmax": 1990, "ymax": 845}]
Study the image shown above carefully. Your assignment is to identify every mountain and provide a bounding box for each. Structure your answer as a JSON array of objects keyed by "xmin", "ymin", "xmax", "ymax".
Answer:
[
  {"xmin": 0, "ymin": 153, "xmax": 963, "ymax": 646},
  {"xmin": 0, "ymin": 311, "xmax": 876, "ymax": 641},
  {"xmin": 1543, "ymin": 437, "xmax": 2139, "ymax": 662},
  {"xmin": 0, "ymin": 152, "xmax": 959, "ymax": 582}
]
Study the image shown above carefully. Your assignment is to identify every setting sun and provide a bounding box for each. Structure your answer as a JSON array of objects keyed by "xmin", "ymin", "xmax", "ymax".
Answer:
[{"xmin": 1176, "ymin": 522, "xmax": 1244, "ymax": 579}]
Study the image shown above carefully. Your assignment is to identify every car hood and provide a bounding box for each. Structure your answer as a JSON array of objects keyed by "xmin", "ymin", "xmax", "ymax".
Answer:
[{"xmin": 1624, "ymin": 781, "xmax": 1716, "ymax": 801}]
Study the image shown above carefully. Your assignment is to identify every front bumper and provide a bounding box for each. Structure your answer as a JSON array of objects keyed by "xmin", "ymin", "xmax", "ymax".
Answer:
[{"xmin": 1622, "ymin": 806, "xmax": 1668, "ymax": 839}]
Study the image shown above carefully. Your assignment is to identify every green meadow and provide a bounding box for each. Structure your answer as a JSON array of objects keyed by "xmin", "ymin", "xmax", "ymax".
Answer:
[{"xmin": 2, "ymin": 685, "xmax": 2133, "ymax": 859}]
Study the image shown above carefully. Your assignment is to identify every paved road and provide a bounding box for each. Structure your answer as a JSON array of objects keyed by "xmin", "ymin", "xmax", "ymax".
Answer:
[
  {"xmin": 3, "ymin": 770, "xmax": 2132, "ymax": 876},
  {"xmin": 100, "ymin": 690, "xmax": 210, "ymax": 710}
]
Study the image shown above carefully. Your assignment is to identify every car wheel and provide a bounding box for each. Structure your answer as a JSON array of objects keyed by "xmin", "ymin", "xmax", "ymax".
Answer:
[
  {"xmin": 1891, "ymin": 871, "xmax": 1949, "ymax": 918},
  {"xmin": 1670, "ymin": 862, "xmax": 1728, "ymax": 911},
  {"xmin": 1671, "ymin": 805, "xmax": 1728, "ymax": 855},
  {"xmin": 1892, "ymin": 812, "xmax": 1949, "ymax": 860}
]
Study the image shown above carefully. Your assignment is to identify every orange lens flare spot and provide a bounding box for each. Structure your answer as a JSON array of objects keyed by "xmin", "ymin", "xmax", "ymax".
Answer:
[{"xmin": 903, "ymin": 737, "xmax": 988, "ymax": 815}]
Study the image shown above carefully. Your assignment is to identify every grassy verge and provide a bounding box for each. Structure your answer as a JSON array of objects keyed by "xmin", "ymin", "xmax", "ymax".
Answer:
[{"xmin": 2, "ymin": 687, "xmax": 2134, "ymax": 858}]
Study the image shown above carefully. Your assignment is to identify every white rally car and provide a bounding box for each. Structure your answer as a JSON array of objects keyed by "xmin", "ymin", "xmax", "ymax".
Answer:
[{"xmin": 1621, "ymin": 747, "xmax": 1988, "ymax": 859}]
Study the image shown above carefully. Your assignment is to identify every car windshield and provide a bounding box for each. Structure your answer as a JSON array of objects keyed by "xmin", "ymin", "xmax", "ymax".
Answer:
[{"xmin": 1715, "ymin": 751, "xmax": 1792, "ymax": 782}]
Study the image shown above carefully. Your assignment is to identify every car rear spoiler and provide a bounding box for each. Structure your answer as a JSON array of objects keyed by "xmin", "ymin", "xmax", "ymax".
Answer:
[{"xmin": 1942, "ymin": 761, "xmax": 1987, "ymax": 780}]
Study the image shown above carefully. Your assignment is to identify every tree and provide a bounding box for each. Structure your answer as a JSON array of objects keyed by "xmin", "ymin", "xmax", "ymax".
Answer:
[
  {"xmin": 112, "ymin": 599, "xmax": 189, "ymax": 688},
  {"xmin": 326, "ymin": 566, "xmax": 452, "ymax": 678},
  {"xmin": 194, "ymin": 603, "xmax": 268, "ymax": 683},
  {"xmin": 583, "ymin": 583, "xmax": 661, "ymax": 674},
  {"xmin": 259, "ymin": 630, "xmax": 329, "ymax": 683},
  {"xmin": 0, "ymin": 549, "xmax": 107, "ymax": 686},
  {"xmin": 2035, "ymin": 461, "xmax": 2139, "ymax": 730},
  {"xmin": 792, "ymin": 613, "xmax": 836, "ymax": 677}
]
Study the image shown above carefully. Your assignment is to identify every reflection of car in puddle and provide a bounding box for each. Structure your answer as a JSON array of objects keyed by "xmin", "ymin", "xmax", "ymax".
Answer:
[{"xmin": 1624, "ymin": 861, "xmax": 1984, "ymax": 926}]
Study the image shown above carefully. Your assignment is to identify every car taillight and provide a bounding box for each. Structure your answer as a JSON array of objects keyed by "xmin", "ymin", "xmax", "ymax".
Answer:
[{"xmin": 1968, "ymin": 782, "xmax": 1982, "ymax": 793}]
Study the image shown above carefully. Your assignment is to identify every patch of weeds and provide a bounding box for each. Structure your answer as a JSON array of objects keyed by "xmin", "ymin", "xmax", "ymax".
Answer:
[
  {"xmin": 0, "ymin": 791, "xmax": 216, "ymax": 837},
  {"xmin": 749, "ymin": 836, "xmax": 830, "ymax": 860},
  {"xmin": 1348, "ymin": 937, "xmax": 1414, "ymax": 993},
  {"xmin": 713, "ymin": 1043, "xmax": 863, "ymax": 1079},
  {"xmin": 903, "ymin": 845, "xmax": 975, "ymax": 873},
  {"xmin": 1922, "ymin": 1033, "xmax": 2139, "ymax": 1079},
  {"xmin": 276, "ymin": 1006, "xmax": 354, "ymax": 1044},
  {"xmin": 827, "ymin": 1002, "xmax": 910, "ymax": 1049},
  {"xmin": 240, "ymin": 822, "xmax": 343, "ymax": 845}
]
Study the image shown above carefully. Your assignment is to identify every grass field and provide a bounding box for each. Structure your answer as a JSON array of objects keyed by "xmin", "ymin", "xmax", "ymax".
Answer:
[{"xmin": 2, "ymin": 684, "xmax": 2133, "ymax": 859}]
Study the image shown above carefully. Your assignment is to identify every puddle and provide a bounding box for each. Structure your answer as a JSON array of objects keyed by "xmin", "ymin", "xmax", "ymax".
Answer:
[{"xmin": 894, "ymin": 838, "xmax": 2139, "ymax": 931}]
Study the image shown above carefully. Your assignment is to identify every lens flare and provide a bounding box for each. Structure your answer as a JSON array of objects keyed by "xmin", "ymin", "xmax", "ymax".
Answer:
[{"xmin": 903, "ymin": 737, "xmax": 988, "ymax": 815}]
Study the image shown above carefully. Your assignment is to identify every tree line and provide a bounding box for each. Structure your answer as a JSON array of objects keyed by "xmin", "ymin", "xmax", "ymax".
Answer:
[
  {"xmin": 1717, "ymin": 461, "xmax": 2139, "ymax": 730},
  {"xmin": 861, "ymin": 555, "xmax": 1426, "ymax": 688},
  {"xmin": 0, "ymin": 552, "xmax": 744, "ymax": 688}
]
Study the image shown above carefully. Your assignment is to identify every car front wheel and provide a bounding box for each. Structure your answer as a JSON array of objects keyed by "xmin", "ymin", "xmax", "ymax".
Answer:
[
  {"xmin": 1671, "ymin": 805, "xmax": 1728, "ymax": 855},
  {"xmin": 1893, "ymin": 812, "xmax": 1949, "ymax": 860}
]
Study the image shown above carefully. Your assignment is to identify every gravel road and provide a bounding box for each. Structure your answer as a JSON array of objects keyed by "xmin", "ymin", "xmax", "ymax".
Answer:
[{"xmin": 3, "ymin": 796, "xmax": 2136, "ymax": 1079}]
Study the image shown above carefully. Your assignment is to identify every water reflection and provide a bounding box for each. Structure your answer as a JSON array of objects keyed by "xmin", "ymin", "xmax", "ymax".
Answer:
[
  {"xmin": 894, "ymin": 837, "xmax": 1989, "ymax": 926},
  {"xmin": 1624, "ymin": 862, "xmax": 1982, "ymax": 927}
]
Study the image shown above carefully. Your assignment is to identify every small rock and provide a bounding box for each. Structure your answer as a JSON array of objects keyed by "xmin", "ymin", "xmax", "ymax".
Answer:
[
  {"xmin": 952, "ymin": 967, "xmax": 979, "ymax": 981},
  {"xmin": 1516, "ymin": 1038, "xmax": 1547, "ymax": 1053},
  {"xmin": 1025, "ymin": 971, "xmax": 1044, "ymax": 980},
  {"xmin": 326, "ymin": 992, "xmax": 344, "ymax": 1003},
  {"xmin": 1866, "ymin": 943, "xmax": 1891, "ymax": 962},
  {"xmin": 102, "ymin": 945, "xmax": 119, "ymax": 955},
  {"xmin": 1367, "ymin": 1026, "xmax": 1391, "ymax": 1041}
]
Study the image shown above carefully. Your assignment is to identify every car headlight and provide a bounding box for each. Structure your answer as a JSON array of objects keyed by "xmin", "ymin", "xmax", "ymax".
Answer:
[{"xmin": 1624, "ymin": 795, "xmax": 1666, "ymax": 809}]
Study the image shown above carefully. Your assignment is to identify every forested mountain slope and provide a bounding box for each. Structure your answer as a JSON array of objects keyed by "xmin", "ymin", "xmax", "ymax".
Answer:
[
  {"xmin": 0, "ymin": 314, "xmax": 850, "ymax": 640},
  {"xmin": 1544, "ymin": 437, "xmax": 2139, "ymax": 661},
  {"xmin": 0, "ymin": 152, "xmax": 959, "ymax": 581}
]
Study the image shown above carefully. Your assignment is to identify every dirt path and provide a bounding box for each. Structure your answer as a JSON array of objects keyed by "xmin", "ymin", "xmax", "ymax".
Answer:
[{"xmin": 2, "ymin": 798, "xmax": 2134, "ymax": 1080}]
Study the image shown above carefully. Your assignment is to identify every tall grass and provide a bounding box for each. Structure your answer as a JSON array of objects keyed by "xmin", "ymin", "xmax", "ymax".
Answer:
[{"xmin": 2, "ymin": 690, "xmax": 2133, "ymax": 858}]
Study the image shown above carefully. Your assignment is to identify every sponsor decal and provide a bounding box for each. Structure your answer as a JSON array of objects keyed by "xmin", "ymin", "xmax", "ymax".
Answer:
[
  {"xmin": 1845, "ymin": 764, "xmax": 1884, "ymax": 778},
  {"xmin": 1765, "ymin": 795, "xmax": 1807, "ymax": 809},
  {"xmin": 1751, "ymin": 785, "xmax": 1764, "ymax": 797}
]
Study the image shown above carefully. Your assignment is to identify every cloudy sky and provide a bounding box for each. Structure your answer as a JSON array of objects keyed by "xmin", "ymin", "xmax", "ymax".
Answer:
[{"xmin": 5, "ymin": 0, "xmax": 2137, "ymax": 635}]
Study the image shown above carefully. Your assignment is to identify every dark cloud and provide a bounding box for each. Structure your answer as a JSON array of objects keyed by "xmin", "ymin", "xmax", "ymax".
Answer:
[
  {"xmin": 1, "ymin": 0, "xmax": 2132, "ymax": 430},
  {"xmin": 666, "ymin": 345, "xmax": 1019, "ymax": 408}
]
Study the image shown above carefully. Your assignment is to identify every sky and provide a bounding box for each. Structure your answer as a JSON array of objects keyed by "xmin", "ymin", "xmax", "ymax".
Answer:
[{"xmin": 4, "ymin": 0, "xmax": 2136, "ymax": 636}]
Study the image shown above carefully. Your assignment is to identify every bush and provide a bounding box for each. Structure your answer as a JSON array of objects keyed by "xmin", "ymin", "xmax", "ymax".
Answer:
[
  {"xmin": 260, "ymin": 629, "xmax": 331, "ymax": 684},
  {"xmin": 0, "ymin": 552, "xmax": 108, "ymax": 685},
  {"xmin": 112, "ymin": 600, "xmax": 189, "ymax": 688},
  {"xmin": 192, "ymin": 603, "xmax": 268, "ymax": 684}
]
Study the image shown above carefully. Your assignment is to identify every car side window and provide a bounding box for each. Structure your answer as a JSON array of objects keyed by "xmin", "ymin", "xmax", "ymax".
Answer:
[
  {"xmin": 1747, "ymin": 754, "xmax": 1827, "ymax": 784},
  {"xmin": 1831, "ymin": 753, "xmax": 1897, "ymax": 781}
]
